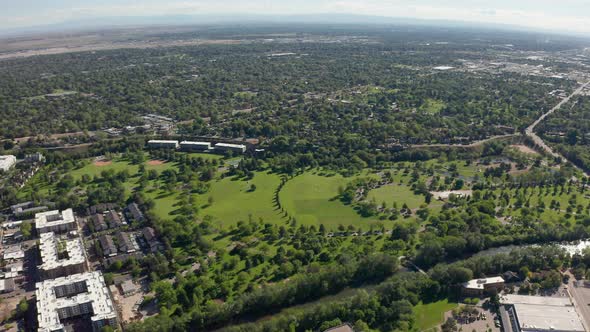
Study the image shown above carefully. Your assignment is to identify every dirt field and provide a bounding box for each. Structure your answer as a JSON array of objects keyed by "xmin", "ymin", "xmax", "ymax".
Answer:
[
  {"xmin": 93, "ymin": 160, "xmax": 113, "ymax": 167},
  {"xmin": 147, "ymin": 160, "xmax": 165, "ymax": 166},
  {"xmin": 510, "ymin": 144, "xmax": 539, "ymax": 155}
]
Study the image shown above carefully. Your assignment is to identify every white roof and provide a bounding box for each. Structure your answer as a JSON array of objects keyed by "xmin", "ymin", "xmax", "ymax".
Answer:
[
  {"xmin": 180, "ymin": 141, "xmax": 210, "ymax": 145},
  {"xmin": 148, "ymin": 140, "xmax": 178, "ymax": 144},
  {"xmin": 3, "ymin": 245, "xmax": 24, "ymax": 260},
  {"xmin": 36, "ymin": 271, "xmax": 116, "ymax": 332},
  {"xmin": 215, "ymin": 143, "xmax": 246, "ymax": 148},
  {"xmin": 39, "ymin": 232, "xmax": 86, "ymax": 272},
  {"xmin": 35, "ymin": 209, "xmax": 75, "ymax": 230},
  {"xmin": 502, "ymin": 295, "xmax": 584, "ymax": 332},
  {"xmin": 463, "ymin": 276, "xmax": 504, "ymax": 290}
]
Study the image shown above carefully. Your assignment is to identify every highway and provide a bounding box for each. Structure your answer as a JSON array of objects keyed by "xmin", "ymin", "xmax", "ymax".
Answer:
[{"xmin": 525, "ymin": 81, "xmax": 590, "ymax": 176}]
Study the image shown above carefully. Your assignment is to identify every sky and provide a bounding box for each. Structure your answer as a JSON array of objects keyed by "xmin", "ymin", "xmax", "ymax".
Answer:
[{"xmin": 2, "ymin": 0, "xmax": 590, "ymax": 34}]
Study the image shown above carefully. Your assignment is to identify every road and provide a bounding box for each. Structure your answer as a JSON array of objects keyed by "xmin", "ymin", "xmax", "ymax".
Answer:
[
  {"xmin": 525, "ymin": 81, "xmax": 590, "ymax": 176},
  {"xmin": 567, "ymin": 272, "xmax": 590, "ymax": 331}
]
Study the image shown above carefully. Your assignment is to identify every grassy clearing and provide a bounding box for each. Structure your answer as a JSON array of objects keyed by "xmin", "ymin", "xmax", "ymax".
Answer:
[
  {"xmin": 279, "ymin": 172, "xmax": 381, "ymax": 229},
  {"xmin": 419, "ymin": 99, "xmax": 446, "ymax": 114},
  {"xmin": 197, "ymin": 172, "xmax": 283, "ymax": 228},
  {"xmin": 413, "ymin": 299, "xmax": 457, "ymax": 331},
  {"xmin": 368, "ymin": 185, "xmax": 425, "ymax": 210}
]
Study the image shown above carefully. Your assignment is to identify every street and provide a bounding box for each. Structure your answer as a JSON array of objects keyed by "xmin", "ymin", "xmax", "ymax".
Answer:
[{"xmin": 567, "ymin": 272, "xmax": 590, "ymax": 331}]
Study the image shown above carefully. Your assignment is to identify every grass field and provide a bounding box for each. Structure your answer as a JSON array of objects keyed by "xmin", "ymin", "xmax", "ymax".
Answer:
[
  {"xmin": 197, "ymin": 172, "xmax": 283, "ymax": 227},
  {"xmin": 413, "ymin": 299, "xmax": 457, "ymax": 331},
  {"xmin": 367, "ymin": 184, "xmax": 425, "ymax": 209},
  {"xmin": 279, "ymin": 172, "xmax": 381, "ymax": 228}
]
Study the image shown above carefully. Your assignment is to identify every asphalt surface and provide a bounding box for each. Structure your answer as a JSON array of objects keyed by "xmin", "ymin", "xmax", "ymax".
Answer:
[
  {"xmin": 525, "ymin": 81, "xmax": 590, "ymax": 176},
  {"xmin": 567, "ymin": 272, "xmax": 590, "ymax": 331}
]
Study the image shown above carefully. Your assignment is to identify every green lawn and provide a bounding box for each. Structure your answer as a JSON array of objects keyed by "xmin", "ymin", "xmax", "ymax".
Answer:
[
  {"xmin": 197, "ymin": 172, "xmax": 283, "ymax": 228},
  {"xmin": 368, "ymin": 184, "xmax": 425, "ymax": 209},
  {"xmin": 413, "ymin": 299, "xmax": 457, "ymax": 331},
  {"xmin": 279, "ymin": 172, "xmax": 381, "ymax": 229},
  {"xmin": 419, "ymin": 99, "xmax": 446, "ymax": 114}
]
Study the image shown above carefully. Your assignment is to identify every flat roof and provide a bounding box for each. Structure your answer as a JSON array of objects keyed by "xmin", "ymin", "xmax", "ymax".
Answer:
[
  {"xmin": 39, "ymin": 232, "xmax": 86, "ymax": 272},
  {"xmin": 36, "ymin": 271, "xmax": 116, "ymax": 332},
  {"xmin": 214, "ymin": 143, "xmax": 246, "ymax": 148},
  {"xmin": 180, "ymin": 141, "xmax": 211, "ymax": 145},
  {"xmin": 147, "ymin": 140, "xmax": 178, "ymax": 144},
  {"xmin": 463, "ymin": 276, "xmax": 504, "ymax": 290},
  {"xmin": 501, "ymin": 295, "xmax": 584, "ymax": 332},
  {"xmin": 35, "ymin": 209, "xmax": 75, "ymax": 230}
]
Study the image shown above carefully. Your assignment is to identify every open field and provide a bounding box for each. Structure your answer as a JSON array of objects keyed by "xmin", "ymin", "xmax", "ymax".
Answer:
[
  {"xmin": 413, "ymin": 299, "xmax": 458, "ymax": 331},
  {"xmin": 368, "ymin": 184, "xmax": 425, "ymax": 209},
  {"xmin": 279, "ymin": 172, "xmax": 382, "ymax": 228}
]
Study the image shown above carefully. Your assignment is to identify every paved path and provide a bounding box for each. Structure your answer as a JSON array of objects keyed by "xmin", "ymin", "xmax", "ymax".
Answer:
[{"xmin": 525, "ymin": 81, "xmax": 590, "ymax": 176}]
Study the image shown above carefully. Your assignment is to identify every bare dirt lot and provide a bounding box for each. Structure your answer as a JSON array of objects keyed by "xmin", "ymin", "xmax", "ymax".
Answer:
[
  {"xmin": 93, "ymin": 160, "xmax": 113, "ymax": 167},
  {"xmin": 510, "ymin": 144, "xmax": 539, "ymax": 155},
  {"xmin": 147, "ymin": 160, "xmax": 165, "ymax": 166}
]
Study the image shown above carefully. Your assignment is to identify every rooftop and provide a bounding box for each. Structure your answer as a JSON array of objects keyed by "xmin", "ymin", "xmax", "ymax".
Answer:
[
  {"xmin": 35, "ymin": 209, "xmax": 75, "ymax": 230},
  {"xmin": 39, "ymin": 232, "xmax": 86, "ymax": 272},
  {"xmin": 463, "ymin": 276, "xmax": 504, "ymax": 290},
  {"xmin": 36, "ymin": 271, "xmax": 116, "ymax": 332},
  {"xmin": 501, "ymin": 294, "xmax": 584, "ymax": 332}
]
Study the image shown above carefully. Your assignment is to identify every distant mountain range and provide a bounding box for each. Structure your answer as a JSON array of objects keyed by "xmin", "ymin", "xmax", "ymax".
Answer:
[{"xmin": 0, "ymin": 13, "xmax": 586, "ymax": 38}]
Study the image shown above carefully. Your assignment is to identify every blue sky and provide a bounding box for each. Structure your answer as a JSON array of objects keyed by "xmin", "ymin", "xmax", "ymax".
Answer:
[{"xmin": 2, "ymin": 0, "xmax": 590, "ymax": 34}]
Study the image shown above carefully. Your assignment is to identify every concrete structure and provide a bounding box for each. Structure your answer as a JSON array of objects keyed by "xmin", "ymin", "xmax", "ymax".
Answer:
[
  {"xmin": 25, "ymin": 152, "xmax": 45, "ymax": 163},
  {"xmin": 180, "ymin": 141, "xmax": 211, "ymax": 151},
  {"xmin": 323, "ymin": 324, "xmax": 355, "ymax": 332},
  {"xmin": 39, "ymin": 232, "xmax": 86, "ymax": 279},
  {"xmin": 0, "ymin": 278, "xmax": 15, "ymax": 293},
  {"xmin": 36, "ymin": 271, "xmax": 117, "ymax": 332},
  {"xmin": 119, "ymin": 279, "xmax": 139, "ymax": 297},
  {"xmin": 147, "ymin": 140, "xmax": 179, "ymax": 149},
  {"xmin": 0, "ymin": 155, "xmax": 16, "ymax": 172},
  {"xmin": 98, "ymin": 235, "xmax": 117, "ymax": 258},
  {"xmin": 3, "ymin": 245, "xmax": 24, "ymax": 260},
  {"xmin": 499, "ymin": 294, "xmax": 585, "ymax": 332},
  {"xmin": 35, "ymin": 209, "xmax": 77, "ymax": 234},
  {"xmin": 214, "ymin": 142, "xmax": 247, "ymax": 154},
  {"xmin": 462, "ymin": 276, "xmax": 505, "ymax": 296}
]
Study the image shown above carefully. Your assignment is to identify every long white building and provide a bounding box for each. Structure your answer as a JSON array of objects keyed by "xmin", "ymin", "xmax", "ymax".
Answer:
[
  {"xmin": 214, "ymin": 142, "xmax": 247, "ymax": 154},
  {"xmin": 180, "ymin": 141, "xmax": 211, "ymax": 151},
  {"xmin": 36, "ymin": 271, "xmax": 117, "ymax": 332},
  {"xmin": 39, "ymin": 233, "xmax": 86, "ymax": 279},
  {"xmin": 0, "ymin": 155, "xmax": 16, "ymax": 172},
  {"xmin": 35, "ymin": 209, "xmax": 77, "ymax": 234},
  {"xmin": 147, "ymin": 140, "xmax": 179, "ymax": 149}
]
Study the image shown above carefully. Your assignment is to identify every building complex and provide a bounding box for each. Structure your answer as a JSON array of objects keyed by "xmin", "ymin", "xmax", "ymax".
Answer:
[
  {"xmin": 35, "ymin": 209, "xmax": 76, "ymax": 234},
  {"xmin": 0, "ymin": 155, "xmax": 16, "ymax": 172},
  {"xmin": 39, "ymin": 232, "xmax": 86, "ymax": 279},
  {"xmin": 36, "ymin": 271, "xmax": 117, "ymax": 332}
]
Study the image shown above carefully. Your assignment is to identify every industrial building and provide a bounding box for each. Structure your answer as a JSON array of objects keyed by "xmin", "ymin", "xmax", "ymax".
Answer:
[
  {"xmin": 36, "ymin": 271, "xmax": 118, "ymax": 332},
  {"xmin": 0, "ymin": 155, "xmax": 16, "ymax": 172},
  {"xmin": 147, "ymin": 140, "xmax": 179, "ymax": 149},
  {"xmin": 462, "ymin": 276, "xmax": 505, "ymax": 296},
  {"xmin": 499, "ymin": 294, "xmax": 585, "ymax": 332},
  {"xmin": 35, "ymin": 209, "xmax": 77, "ymax": 234},
  {"xmin": 39, "ymin": 232, "xmax": 86, "ymax": 279},
  {"xmin": 214, "ymin": 142, "xmax": 247, "ymax": 154},
  {"xmin": 180, "ymin": 141, "xmax": 211, "ymax": 151}
]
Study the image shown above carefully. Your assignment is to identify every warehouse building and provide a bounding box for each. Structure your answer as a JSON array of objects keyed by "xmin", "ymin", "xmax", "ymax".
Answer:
[
  {"xmin": 214, "ymin": 142, "xmax": 247, "ymax": 154},
  {"xmin": 39, "ymin": 232, "xmax": 86, "ymax": 279},
  {"xmin": 180, "ymin": 141, "xmax": 211, "ymax": 151},
  {"xmin": 147, "ymin": 140, "xmax": 179, "ymax": 149},
  {"xmin": 0, "ymin": 155, "xmax": 16, "ymax": 172},
  {"xmin": 35, "ymin": 209, "xmax": 77, "ymax": 234},
  {"xmin": 36, "ymin": 271, "xmax": 117, "ymax": 332},
  {"xmin": 499, "ymin": 294, "xmax": 585, "ymax": 332}
]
